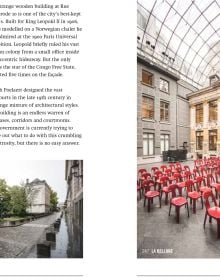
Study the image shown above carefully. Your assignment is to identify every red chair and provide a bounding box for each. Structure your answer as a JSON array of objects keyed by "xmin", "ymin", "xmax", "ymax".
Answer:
[
  {"xmin": 168, "ymin": 184, "xmax": 189, "ymax": 223},
  {"xmin": 165, "ymin": 168, "xmax": 172, "ymax": 177},
  {"xmin": 183, "ymin": 170, "xmax": 192, "ymax": 181},
  {"xmin": 161, "ymin": 178, "xmax": 172, "ymax": 205},
  {"xmin": 206, "ymin": 173, "xmax": 215, "ymax": 187},
  {"xmin": 151, "ymin": 166, "xmax": 159, "ymax": 176},
  {"xmin": 138, "ymin": 169, "xmax": 147, "ymax": 176},
  {"xmin": 169, "ymin": 163, "xmax": 175, "ymax": 171},
  {"xmin": 138, "ymin": 169, "xmax": 147, "ymax": 186},
  {"xmin": 156, "ymin": 175, "xmax": 169, "ymax": 192},
  {"xmin": 184, "ymin": 165, "xmax": 190, "ymax": 171},
  {"xmin": 196, "ymin": 176, "xmax": 210, "ymax": 197},
  {"xmin": 203, "ymin": 189, "xmax": 220, "ymax": 238},
  {"xmin": 155, "ymin": 170, "xmax": 163, "ymax": 188},
  {"xmin": 174, "ymin": 173, "xmax": 184, "ymax": 195},
  {"xmin": 211, "ymin": 182, "xmax": 220, "ymax": 199},
  {"xmin": 137, "ymin": 180, "xmax": 141, "ymax": 200},
  {"xmin": 143, "ymin": 180, "xmax": 161, "ymax": 212},
  {"xmin": 160, "ymin": 165, "xmax": 167, "ymax": 172},
  {"xmin": 185, "ymin": 179, "xmax": 203, "ymax": 213},
  {"xmin": 141, "ymin": 172, "xmax": 151, "ymax": 180}
]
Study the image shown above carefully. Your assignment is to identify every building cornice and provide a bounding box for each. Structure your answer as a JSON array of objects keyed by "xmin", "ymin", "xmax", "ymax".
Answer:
[{"xmin": 137, "ymin": 54, "xmax": 180, "ymax": 81}]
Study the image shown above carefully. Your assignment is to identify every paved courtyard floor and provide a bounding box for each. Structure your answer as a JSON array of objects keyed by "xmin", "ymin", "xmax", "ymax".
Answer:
[
  {"xmin": 0, "ymin": 213, "xmax": 59, "ymax": 258},
  {"xmin": 137, "ymin": 160, "xmax": 220, "ymax": 258}
]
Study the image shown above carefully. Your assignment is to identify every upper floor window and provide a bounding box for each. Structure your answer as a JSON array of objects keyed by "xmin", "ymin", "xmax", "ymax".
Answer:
[
  {"xmin": 209, "ymin": 100, "xmax": 217, "ymax": 122},
  {"xmin": 196, "ymin": 131, "xmax": 203, "ymax": 150},
  {"xmin": 159, "ymin": 78, "xmax": 169, "ymax": 93},
  {"xmin": 142, "ymin": 70, "xmax": 153, "ymax": 86},
  {"xmin": 196, "ymin": 104, "xmax": 203, "ymax": 124},
  {"xmin": 160, "ymin": 101, "xmax": 169, "ymax": 122},
  {"xmin": 160, "ymin": 134, "xmax": 169, "ymax": 153},
  {"xmin": 142, "ymin": 96, "xmax": 154, "ymax": 120},
  {"xmin": 209, "ymin": 130, "xmax": 217, "ymax": 151},
  {"xmin": 143, "ymin": 133, "xmax": 154, "ymax": 156}
]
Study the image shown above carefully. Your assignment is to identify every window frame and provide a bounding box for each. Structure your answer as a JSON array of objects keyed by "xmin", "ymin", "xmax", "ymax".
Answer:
[
  {"xmin": 141, "ymin": 69, "xmax": 153, "ymax": 87},
  {"xmin": 143, "ymin": 132, "xmax": 155, "ymax": 156},
  {"xmin": 209, "ymin": 129, "xmax": 217, "ymax": 151},
  {"xmin": 160, "ymin": 100, "xmax": 169, "ymax": 122},
  {"xmin": 195, "ymin": 103, "xmax": 203, "ymax": 124},
  {"xmin": 159, "ymin": 78, "xmax": 169, "ymax": 93},
  {"xmin": 209, "ymin": 100, "xmax": 217, "ymax": 122},
  {"xmin": 160, "ymin": 134, "xmax": 170, "ymax": 154},
  {"xmin": 196, "ymin": 131, "xmax": 203, "ymax": 150},
  {"xmin": 142, "ymin": 95, "xmax": 154, "ymax": 120}
]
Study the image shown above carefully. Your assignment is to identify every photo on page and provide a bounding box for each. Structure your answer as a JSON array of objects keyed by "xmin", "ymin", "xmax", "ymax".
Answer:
[
  {"xmin": 0, "ymin": 160, "xmax": 83, "ymax": 258},
  {"xmin": 137, "ymin": 0, "xmax": 220, "ymax": 258}
]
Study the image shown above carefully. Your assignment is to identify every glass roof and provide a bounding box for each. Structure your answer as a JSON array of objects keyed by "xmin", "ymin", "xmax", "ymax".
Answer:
[{"xmin": 137, "ymin": 0, "xmax": 220, "ymax": 88}]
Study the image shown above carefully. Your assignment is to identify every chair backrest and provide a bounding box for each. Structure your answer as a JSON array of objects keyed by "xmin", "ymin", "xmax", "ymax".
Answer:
[
  {"xmin": 184, "ymin": 165, "xmax": 190, "ymax": 171},
  {"xmin": 196, "ymin": 176, "xmax": 203, "ymax": 186},
  {"xmin": 168, "ymin": 184, "xmax": 178, "ymax": 198},
  {"xmin": 160, "ymin": 175, "xmax": 169, "ymax": 186},
  {"xmin": 155, "ymin": 170, "xmax": 162, "ymax": 178},
  {"xmin": 160, "ymin": 165, "xmax": 167, "ymax": 171},
  {"xmin": 142, "ymin": 173, "xmax": 151, "ymax": 180},
  {"xmin": 184, "ymin": 171, "xmax": 192, "ymax": 179},
  {"xmin": 138, "ymin": 169, "xmax": 147, "ymax": 179},
  {"xmin": 203, "ymin": 189, "xmax": 217, "ymax": 210},
  {"xmin": 185, "ymin": 179, "xmax": 194, "ymax": 193},
  {"xmin": 142, "ymin": 179, "xmax": 155, "ymax": 192},
  {"xmin": 174, "ymin": 173, "xmax": 182, "ymax": 182},
  {"xmin": 169, "ymin": 163, "xmax": 175, "ymax": 170},
  {"xmin": 151, "ymin": 167, "xmax": 159, "ymax": 174},
  {"xmin": 165, "ymin": 168, "xmax": 172, "ymax": 176},
  {"xmin": 206, "ymin": 173, "xmax": 215, "ymax": 187}
]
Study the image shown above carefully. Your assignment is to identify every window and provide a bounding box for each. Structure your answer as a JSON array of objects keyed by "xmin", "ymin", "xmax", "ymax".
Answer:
[
  {"xmin": 160, "ymin": 134, "xmax": 169, "ymax": 153},
  {"xmin": 160, "ymin": 101, "xmax": 169, "ymax": 122},
  {"xmin": 142, "ymin": 70, "xmax": 153, "ymax": 86},
  {"xmin": 142, "ymin": 96, "xmax": 154, "ymax": 119},
  {"xmin": 209, "ymin": 100, "xmax": 217, "ymax": 122},
  {"xmin": 196, "ymin": 131, "xmax": 203, "ymax": 150},
  {"xmin": 209, "ymin": 130, "xmax": 217, "ymax": 151},
  {"xmin": 196, "ymin": 104, "xmax": 203, "ymax": 124},
  {"xmin": 160, "ymin": 78, "xmax": 169, "ymax": 93},
  {"xmin": 143, "ymin": 133, "xmax": 154, "ymax": 156}
]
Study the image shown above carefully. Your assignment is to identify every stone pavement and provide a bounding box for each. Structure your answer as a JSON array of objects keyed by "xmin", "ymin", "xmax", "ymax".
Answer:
[{"xmin": 0, "ymin": 212, "xmax": 60, "ymax": 258}]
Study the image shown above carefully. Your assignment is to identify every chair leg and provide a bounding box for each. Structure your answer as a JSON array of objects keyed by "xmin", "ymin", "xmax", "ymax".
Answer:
[
  {"xmin": 204, "ymin": 213, "xmax": 207, "ymax": 229},
  {"xmin": 201, "ymin": 197, "xmax": 203, "ymax": 209},
  {"xmin": 176, "ymin": 207, "xmax": 180, "ymax": 223},
  {"xmin": 186, "ymin": 203, "xmax": 189, "ymax": 217},
  {"xmin": 217, "ymin": 220, "xmax": 220, "ymax": 239},
  {"xmin": 159, "ymin": 195, "xmax": 161, "ymax": 208},
  {"xmin": 147, "ymin": 198, "xmax": 151, "ymax": 212},
  {"xmin": 169, "ymin": 203, "xmax": 172, "ymax": 216},
  {"xmin": 209, "ymin": 216, "xmax": 212, "ymax": 223},
  {"xmin": 165, "ymin": 193, "xmax": 168, "ymax": 205},
  {"xmin": 143, "ymin": 197, "xmax": 146, "ymax": 207},
  {"xmin": 192, "ymin": 199, "xmax": 196, "ymax": 214}
]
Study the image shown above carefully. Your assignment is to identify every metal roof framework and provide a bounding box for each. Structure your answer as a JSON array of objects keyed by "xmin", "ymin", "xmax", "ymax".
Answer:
[{"xmin": 137, "ymin": 0, "xmax": 220, "ymax": 88}]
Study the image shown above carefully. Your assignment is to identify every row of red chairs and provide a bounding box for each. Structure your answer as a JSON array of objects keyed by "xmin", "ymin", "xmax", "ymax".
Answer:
[{"xmin": 138, "ymin": 160, "xmax": 220, "ymax": 238}]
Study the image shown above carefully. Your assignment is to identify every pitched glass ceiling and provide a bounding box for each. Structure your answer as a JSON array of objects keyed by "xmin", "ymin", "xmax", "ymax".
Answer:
[{"xmin": 137, "ymin": 0, "xmax": 220, "ymax": 88}]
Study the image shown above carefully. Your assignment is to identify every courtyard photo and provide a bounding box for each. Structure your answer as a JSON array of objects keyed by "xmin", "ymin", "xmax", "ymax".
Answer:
[
  {"xmin": 0, "ymin": 160, "xmax": 83, "ymax": 258},
  {"xmin": 137, "ymin": 0, "xmax": 220, "ymax": 258}
]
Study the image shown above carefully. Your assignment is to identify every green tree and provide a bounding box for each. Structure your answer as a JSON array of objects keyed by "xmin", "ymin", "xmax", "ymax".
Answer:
[
  {"xmin": 50, "ymin": 189, "xmax": 58, "ymax": 211},
  {"xmin": 0, "ymin": 179, "xmax": 11, "ymax": 217},
  {"xmin": 9, "ymin": 186, "xmax": 27, "ymax": 217}
]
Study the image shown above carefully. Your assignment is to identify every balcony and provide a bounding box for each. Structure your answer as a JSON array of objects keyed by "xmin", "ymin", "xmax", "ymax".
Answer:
[
  {"xmin": 195, "ymin": 123, "xmax": 203, "ymax": 130},
  {"xmin": 208, "ymin": 120, "xmax": 218, "ymax": 130}
]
